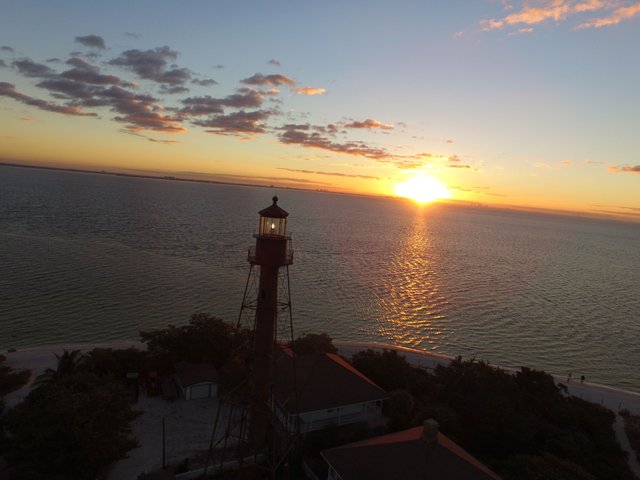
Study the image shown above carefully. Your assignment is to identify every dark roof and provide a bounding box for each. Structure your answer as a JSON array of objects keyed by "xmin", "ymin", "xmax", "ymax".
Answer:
[
  {"xmin": 174, "ymin": 361, "xmax": 218, "ymax": 387},
  {"xmin": 273, "ymin": 349, "xmax": 387, "ymax": 413},
  {"xmin": 322, "ymin": 425, "xmax": 501, "ymax": 480},
  {"xmin": 259, "ymin": 196, "xmax": 288, "ymax": 218}
]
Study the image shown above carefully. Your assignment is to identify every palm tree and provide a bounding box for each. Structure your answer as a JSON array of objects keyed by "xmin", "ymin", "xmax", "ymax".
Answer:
[{"xmin": 35, "ymin": 349, "xmax": 84, "ymax": 385}]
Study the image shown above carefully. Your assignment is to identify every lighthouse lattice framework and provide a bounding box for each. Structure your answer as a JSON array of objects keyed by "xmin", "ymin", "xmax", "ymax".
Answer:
[{"xmin": 240, "ymin": 196, "xmax": 294, "ymax": 449}]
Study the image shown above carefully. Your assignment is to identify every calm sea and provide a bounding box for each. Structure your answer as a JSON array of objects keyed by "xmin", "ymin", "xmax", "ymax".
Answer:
[{"xmin": 1, "ymin": 165, "xmax": 639, "ymax": 392}]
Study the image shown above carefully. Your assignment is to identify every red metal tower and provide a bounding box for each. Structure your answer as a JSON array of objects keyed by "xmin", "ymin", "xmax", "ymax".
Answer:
[{"xmin": 244, "ymin": 196, "xmax": 293, "ymax": 449}]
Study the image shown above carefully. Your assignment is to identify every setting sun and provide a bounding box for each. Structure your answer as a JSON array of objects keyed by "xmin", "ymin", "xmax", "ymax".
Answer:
[{"xmin": 394, "ymin": 174, "xmax": 451, "ymax": 204}]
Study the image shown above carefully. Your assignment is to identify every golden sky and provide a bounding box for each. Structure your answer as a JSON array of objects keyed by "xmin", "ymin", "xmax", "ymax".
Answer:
[{"xmin": 1, "ymin": 1, "xmax": 639, "ymax": 220}]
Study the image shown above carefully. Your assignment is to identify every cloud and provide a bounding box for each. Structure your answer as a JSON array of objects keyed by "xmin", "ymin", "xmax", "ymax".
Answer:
[
  {"xmin": 1, "ymin": 46, "xmax": 14, "ymax": 52},
  {"xmin": 610, "ymin": 164, "xmax": 640, "ymax": 173},
  {"xmin": 278, "ymin": 124, "xmax": 390, "ymax": 159},
  {"xmin": 160, "ymin": 85, "xmax": 190, "ymax": 95},
  {"xmin": 590, "ymin": 203, "xmax": 640, "ymax": 212},
  {"xmin": 392, "ymin": 159, "xmax": 430, "ymax": 169},
  {"xmin": 509, "ymin": 27, "xmax": 535, "ymax": 34},
  {"xmin": 61, "ymin": 57, "xmax": 121, "ymax": 85},
  {"xmin": 12, "ymin": 58, "xmax": 56, "ymax": 78},
  {"xmin": 534, "ymin": 161, "xmax": 553, "ymax": 169},
  {"xmin": 192, "ymin": 78, "xmax": 218, "ymax": 86},
  {"xmin": 179, "ymin": 89, "xmax": 264, "ymax": 116},
  {"xmin": 75, "ymin": 35, "xmax": 106, "ymax": 49},
  {"xmin": 33, "ymin": 69, "xmax": 187, "ymax": 133},
  {"xmin": 576, "ymin": 1, "xmax": 640, "ymax": 28},
  {"xmin": 110, "ymin": 47, "xmax": 191, "ymax": 86},
  {"xmin": 241, "ymin": 73, "xmax": 295, "ymax": 86},
  {"xmin": 179, "ymin": 96, "xmax": 224, "ymax": 115},
  {"xmin": 147, "ymin": 137, "xmax": 180, "ymax": 144},
  {"xmin": 0, "ymin": 60, "xmax": 6, "ymax": 68},
  {"xmin": 37, "ymin": 78, "xmax": 96, "ymax": 100},
  {"xmin": 124, "ymin": 131, "xmax": 181, "ymax": 144},
  {"xmin": 480, "ymin": 0, "xmax": 637, "ymax": 32},
  {"xmin": 448, "ymin": 154, "xmax": 462, "ymax": 162},
  {"xmin": 295, "ymin": 87, "xmax": 326, "ymax": 95},
  {"xmin": 112, "ymin": 101, "xmax": 186, "ymax": 133},
  {"xmin": 124, "ymin": 32, "xmax": 140, "ymax": 40},
  {"xmin": 3, "ymin": 39, "xmax": 457, "ymax": 160},
  {"xmin": 267, "ymin": 59, "xmax": 281, "ymax": 67},
  {"xmin": 0, "ymin": 81, "xmax": 96, "ymax": 116},
  {"xmin": 448, "ymin": 164, "xmax": 473, "ymax": 169},
  {"xmin": 278, "ymin": 167, "xmax": 379, "ymax": 180},
  {"xmin": 345, "ymin": 118, "xmax": 394, "ymax": 130},
  {"xmin": 193, "ymin": 109, "xmax": 273, "ymax": 135}
]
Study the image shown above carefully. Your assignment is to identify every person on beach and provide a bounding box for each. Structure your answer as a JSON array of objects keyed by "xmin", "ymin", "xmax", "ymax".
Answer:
[
  {"xmin": 581, "ymin": 375, "xmax": 585, "ymax": 384},
  {"xmin": 567, "ymin": 372, "xmax": 572, "ymax": 382}
]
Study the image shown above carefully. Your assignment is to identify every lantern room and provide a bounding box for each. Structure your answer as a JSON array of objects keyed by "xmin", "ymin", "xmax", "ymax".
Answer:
[{"xmin": 258, "ymin": 196, "xmax": 288, "ymax": 237}]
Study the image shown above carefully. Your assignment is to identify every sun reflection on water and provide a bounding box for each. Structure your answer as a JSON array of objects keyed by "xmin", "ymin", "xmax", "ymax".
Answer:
[{"xmin": 372, "ymin": 208, "xmax": 450, "ymax": 349}]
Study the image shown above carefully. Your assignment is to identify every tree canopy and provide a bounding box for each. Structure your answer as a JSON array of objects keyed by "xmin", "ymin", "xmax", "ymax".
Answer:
[
  {"xmin": 290, "ymin": 332, "xmax": 337, "ymax": 355},
  {"xmin": 351, "ymin": 349, "xmax": 634, "ymax": 480},
  {"xmin": 0, "ymin": 354, "xmax": 30, "ymax": 396},
  {"xmin": 140, "ymin": 313, "xmax": 249, "ymax": 368},
  {"xmin": 3, "ymin": 371, "xmax": 139, "ymax": 479}
]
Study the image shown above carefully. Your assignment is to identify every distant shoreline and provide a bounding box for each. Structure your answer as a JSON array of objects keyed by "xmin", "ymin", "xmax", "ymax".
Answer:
[
  {"xmin": 0, "ymin": 161, "xmax": 383, "ymax": 202},
  {"xmin": 5, "ymin": 339, "xmax": 640, "ymax": 414},
  {"xmin": 3, "ymin": 161, "xmax": 639, "ymax": 224}
]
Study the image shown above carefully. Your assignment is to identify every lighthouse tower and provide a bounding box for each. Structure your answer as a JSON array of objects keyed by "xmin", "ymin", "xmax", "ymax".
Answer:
[{"xmin": 245, "ymin": 196, "xmax": 293, "ymax": 449}]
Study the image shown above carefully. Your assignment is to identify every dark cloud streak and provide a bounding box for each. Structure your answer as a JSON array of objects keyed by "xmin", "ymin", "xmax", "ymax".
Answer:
[
  {"xmin": 194, "ymin": 109, "xmax": 273, "ymax": 135},
  {"xmin": 278, "ymin": 167, "xmax": 379, "ymax": 180},
  {"xmin": 110, "ymin": 47, "xmax": 191, "ymax": 86},
  {"xmin": 0, "ymin": 81, "xmax": 96, "ymax": 116},
  {"xmin": 75, "ymin": 35, "xmax": 106, "ymax": 49},
  {"xmin": 278, "ymin": 124, "xmax": 390, "ymax": 159},
  {"xmin": 241, "ymin": 73, "xmax": 294, "ymax": 86},
  {"xmin": 12, "ymin": 59, "xmax": 56, "ymax": 78}
]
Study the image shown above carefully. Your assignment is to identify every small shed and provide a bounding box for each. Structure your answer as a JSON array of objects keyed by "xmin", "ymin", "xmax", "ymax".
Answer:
[{"xmin": 174, "ymin": 361, "xmax": 218, "ymax": 400}]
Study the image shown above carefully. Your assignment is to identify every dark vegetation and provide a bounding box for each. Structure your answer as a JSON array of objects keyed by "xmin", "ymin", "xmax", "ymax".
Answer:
[
  {"xmin": 2, "ymin": 321, "xmax": 634, "ymax": 479},
  {"xmin": 1, "ymin": 314, "xmax": 247, "ymax": 479},
  {"xmin": 289, "ymin": 332, "xmax": 337, "ymax": 355},
  {"xmin": 140, "ymin": 313, "xmax": 253, "ymax": 368},
  {"xmin": 140, "ymin": 313, "xmax": 253, "ymax": 396},
  {"xmin": 1, "ymin": 348, "xmax": 141, "ymax": 479},
  {"xmin": 0, "ymin": 354, "xmax": 30, "ymax": 396},
  {"xmin": 4, "ymin": 372, "xmax": 139, "ymax": 479},
  {"xmin": 351, "ymin": 349, "xmax": 635, "ymax": 480}
]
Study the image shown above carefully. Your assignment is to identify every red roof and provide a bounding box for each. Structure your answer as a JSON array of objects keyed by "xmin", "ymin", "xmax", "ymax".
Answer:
[
  {"xmin": 273, "ymin": 349, "xmax": 387, "ymax": 413},
  {"xmin": 322, "ymin": 425, "xmax": 502, "ymax": 480}
]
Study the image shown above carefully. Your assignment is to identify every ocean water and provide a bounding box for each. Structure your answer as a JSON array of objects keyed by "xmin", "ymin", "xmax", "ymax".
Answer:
[{"xmin": 1, "ymin": 165, "xmax": 639, "ymax": 392}]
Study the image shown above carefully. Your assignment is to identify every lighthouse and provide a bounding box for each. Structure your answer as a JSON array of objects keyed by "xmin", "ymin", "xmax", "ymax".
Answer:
[{"xmin": 246, "ymin": 196, "xmax": 293, "ymax": 449}]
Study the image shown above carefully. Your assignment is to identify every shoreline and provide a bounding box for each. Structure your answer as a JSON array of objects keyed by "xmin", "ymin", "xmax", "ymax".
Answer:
[{"xmin": 4, "ymin": 339, "xmax": 640, "ymax": 414}]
